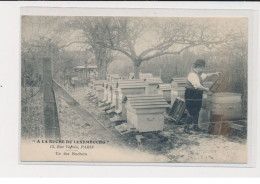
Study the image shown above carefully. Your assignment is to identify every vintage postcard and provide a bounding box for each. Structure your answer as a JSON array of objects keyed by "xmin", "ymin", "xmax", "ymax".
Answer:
[{"xmin": 20, "ymin": 8, "xmax": 250, "ymax": 164}]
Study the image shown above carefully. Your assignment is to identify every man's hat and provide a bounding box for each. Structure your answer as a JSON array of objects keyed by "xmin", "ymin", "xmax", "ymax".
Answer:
[{"xmin": 193, "ymin": 59, "xmax": 206, "ymax": 67}]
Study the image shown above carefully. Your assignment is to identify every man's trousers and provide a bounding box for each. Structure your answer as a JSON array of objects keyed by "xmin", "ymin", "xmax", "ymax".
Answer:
[{"xmin": 184, "ymin": 88, "xmax": 203, "ymax": 126}]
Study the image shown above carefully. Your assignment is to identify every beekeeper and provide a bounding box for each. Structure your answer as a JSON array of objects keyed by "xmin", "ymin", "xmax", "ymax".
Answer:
[{"xmin": 184, "ymin": 59, "xmax": 220, "ymax": 134}]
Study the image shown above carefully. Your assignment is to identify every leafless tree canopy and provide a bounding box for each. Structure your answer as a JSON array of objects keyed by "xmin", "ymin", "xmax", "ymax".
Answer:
[
  {"xmin": 67, "ymin": 17, "xmax": 242, "ymax": 78},
  {"xmin": 21, "ymin": 16, "xmax": 247, "ymax": 92}
]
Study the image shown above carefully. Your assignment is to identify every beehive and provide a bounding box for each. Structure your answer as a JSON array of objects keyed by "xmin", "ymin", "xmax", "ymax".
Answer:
[
  {"xmin": 109, "ymin": 74, "xmax": 121, "ymax": 81},
  {"xmin": 115, "ymin": 80, "xmax": 147, "ymax": 114},
  {"xmin": 95, "ymin": 86, "xmax": 105, "ymax": 101},
  {"xmin": 170, "ymin": 77, "xmax": 187, "ymax": 88},
  {"xmin": 107, "ymin": 81, "xmax": 118, "ymax": 104},
  {"xmin": 122, "ymin": 94, "xmax": 166, "ymax": 121},
  {"xmin": 170, "ymin": 78, "xmax": 187, "ymax": 105},
  {"xmin": 171, "ymin": 87, "xmax": 186, "ymax": 105},
  {"xmin": 87, "ymin": 82, "xmax": 95, "ymax": 96},
  {"xmin": 128, "ymin": 73, "xmax": 135, "ymax": 79},
  {"xmin": 93, "ymin": 80, "xmax": 107, "ymax": 88},
  {"xmin": 111, "ymin": 84, "xmax": 119, "ymax": 108},
  {"xmin": 102, "ymin": 82, "xmax": 109, "ymax": 102},
  {"xmin": 123, "ymin": 95, "xmax": 170, "ymax": 132},
  {"xmin": 117, "ymin": 79, "xmax": 144, "ymax": 86},
  {"xmin": 89, "ymin": 80, "xmax": 105, "ymax": 101},
  {"xmin": 157, "ymin": 84, "xmax": 171, "ymax": 104},
  {"xmin": 144, "ymin": 78, "xmax": 163, "ymax": 95},
  {"xmin": 139, "ymin": 73, "xmax": 153, "ymax": 79},
  {"xmin": 89, "ymin": 80, "xmax": 104, "ymax": 96}
]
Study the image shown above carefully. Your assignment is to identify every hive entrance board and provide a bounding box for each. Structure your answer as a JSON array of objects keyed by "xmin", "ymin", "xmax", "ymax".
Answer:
[{"xmin": 168, "ymin": 98, "xmax": 186, "ymax": 124}]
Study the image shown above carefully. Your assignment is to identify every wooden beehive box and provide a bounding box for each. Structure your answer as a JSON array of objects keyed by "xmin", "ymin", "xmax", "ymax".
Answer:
[
  {"xmin": 170, "ymin": 78, "xmax": 187, "ymax": 105},
  {"xmin": 171, "ymin": 87, "xmax": 186, "ymax": 105},
  {"xmin": 88, "ymin": 80, "xmax": 101, "ymax": 96},
  {"xmin": 157, "ymin": 83, "xmax": 171, "ymax": 104},
  {"xmin": 111, "ymin": 84, "xmax": 119, "ymax": 108},
  {"xmin": 139, "ymin": 73, "xmax": 153, "ymax": 79},
  {"xmin": 170, "ymin": 77, "xmax": 187, "ymax": 88},
  {"xmin": 117, "ymin": 79, "xmax": 144, "ymax": 86},
  {"xmin": 128, "ymin": 73, "xmax": 135, "ymax": 79},
  {"xmin": 88, "ymin": 82, "xmax": 95, "ymax": 95},
  {"xmin": 144, "ymin": 77, "xmax": 163, "ymax": 95},
  {"xmin": 107, "ymin": 81, "xmax": 117, "ymax": 104},
  {"xmin": 93, "ymin": 80, "xmax": 107, "ymax": 91},
  {"xmin": 109, "ymin": 74, "xmax": 121, "ymax": 81},
  {"xmin": 124, "ymin": 95, "xmax": 170, "ymax": 132},
  {"xmin": 95, "ymin": 86, "xmax": 104, "ymax": 102},
  {"xmin": 115, "ymin": 80, "xmax": 147, "ymax": 114},
  {"xmin": 92, "ymin": 80, "xmax": 106, "ymax": 96},
  {"xmin": 122, "ymin": 94, "xmax": 166, "ymax": 121},
  {"xmin": 102, "ymin": 82, "xmax": 109, "ymax": 102},
  {"xmin": 115, "ymin": 79, "xmax": 145, "ymax": 105}
]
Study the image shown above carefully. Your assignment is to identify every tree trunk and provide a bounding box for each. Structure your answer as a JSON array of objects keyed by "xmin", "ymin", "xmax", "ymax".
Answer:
[
  {"xmin": 98, "ymin": 63, "xmax": 107, "ymax": 80},
  {"xmin": 134, "ymin": 64, "xmax": 140, "ymax": 79}
]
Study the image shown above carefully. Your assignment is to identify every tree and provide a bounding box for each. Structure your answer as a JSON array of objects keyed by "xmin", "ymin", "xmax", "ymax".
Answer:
[
  {"xmin": 70, "ymin": 17, "xmax": 117, "ymax": 80},
  {"xmin": 81, "ymin": 17, "xmax": 231, "ymax": 78},
  {"xmin": 22, "ymin": 16, "xmax": 89, "ymax": 87}
]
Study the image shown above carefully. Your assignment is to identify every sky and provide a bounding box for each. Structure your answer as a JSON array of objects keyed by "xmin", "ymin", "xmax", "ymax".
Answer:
[{"xmin": 21, "ymin": 16, "xmax": 248, "ymax": 55}]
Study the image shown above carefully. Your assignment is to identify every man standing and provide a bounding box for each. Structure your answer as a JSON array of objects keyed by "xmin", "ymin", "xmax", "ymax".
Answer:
[{"xmin": 184, "ymin": 59, "xmax": 220, "ymax": 134}]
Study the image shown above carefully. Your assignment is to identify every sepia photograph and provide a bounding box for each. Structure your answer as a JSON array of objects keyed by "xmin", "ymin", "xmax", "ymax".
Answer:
[{"xmin": 21, "ymin": 13, "xmax": 248, "ymax": 163}]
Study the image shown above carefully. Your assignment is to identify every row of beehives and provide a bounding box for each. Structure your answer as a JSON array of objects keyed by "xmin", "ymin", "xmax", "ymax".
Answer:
[
  {"xmin": 86, "ymin": 73, "xmax": 196, "ymax": 133},
  {"xmin": 88, "ymin": 73, "xmax": 244, "ymax": 133}
]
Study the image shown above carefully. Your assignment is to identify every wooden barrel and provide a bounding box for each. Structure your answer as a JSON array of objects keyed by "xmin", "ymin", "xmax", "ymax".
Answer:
[{"xmin": 209, "ymin": 93, "xmax": 242, "ymax": 121}]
